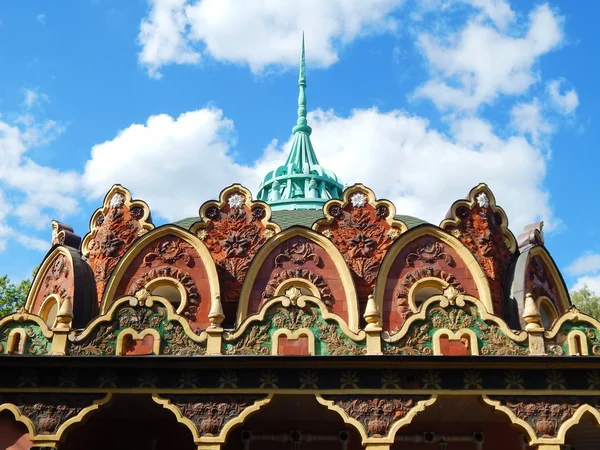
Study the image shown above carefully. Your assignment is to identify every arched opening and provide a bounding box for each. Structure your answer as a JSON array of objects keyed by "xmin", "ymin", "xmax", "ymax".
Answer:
[
  {"xmin": 394, "ymin": 396, "xmax": 526, "ymax": 450},
  {"xmin": 564, "ymin": 411, "xmax": 600, "ymax": 450},
  {"xmin": 0, "ymin": 411, "xmax": 31, "ymax": 450},
  {"xmin": 60, "ymin": 395, "xmax": 195, "ymax": 450},
  {"xmin": 39, "ymin": 296, "xmax": 60, "ymax": 328},
  {"xmin": 409, "ymin": 279, "xmax": 446, "ymax": 311},
  {"xmin": 223, "ymin": 395, "xmax": 362, "ymax": 450},
  {"xmin": 146, "ymin": 278, "xmax": 185, "ymax": 313},
  {"xmin": 538, "ymin": 297, "xmax": 558, "ymax": 329}
]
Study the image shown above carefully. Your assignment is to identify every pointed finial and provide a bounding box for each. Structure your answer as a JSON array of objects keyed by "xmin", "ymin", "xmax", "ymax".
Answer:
[{"xmin": 292, "ymin": 33, "xmax": 312, "ymax": 135}]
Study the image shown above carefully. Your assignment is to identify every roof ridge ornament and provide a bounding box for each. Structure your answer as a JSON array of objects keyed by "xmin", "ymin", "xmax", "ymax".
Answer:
[{"xmin": 257, "ymin": 34, "xmax": 343, "ymax": 211}]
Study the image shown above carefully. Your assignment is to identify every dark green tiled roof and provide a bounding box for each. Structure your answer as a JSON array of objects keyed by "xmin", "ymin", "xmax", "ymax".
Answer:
[{"xmin": 172, "ymin": 210, "xmax": 427, "ymax": 231}]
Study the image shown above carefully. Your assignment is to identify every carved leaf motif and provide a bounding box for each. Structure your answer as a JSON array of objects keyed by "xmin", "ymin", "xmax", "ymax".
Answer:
[
  {"xmin": 405, "ymin": 241, "xmax": 455, "ymax": 268},
  {"xmin": 162, "ymin": 395, "xmax": 264, "ymax": 437},
  {"xmin": 0, "ymin": 394, "xmax": 105, "ymax": 435},
  {"xmin": 142, "ymin": 239, "xmax": 194, "ymax": 267},
  {"xmin": 274, "ymin": 241, "xmax": 322, "ymax": 268},
  {"xmin": 263, "ymin": 268, "xmax": 334, "ymax": 308},
  {"xmin": 325, "ymin": 396, "xmax": 428, "ymax": 438}
]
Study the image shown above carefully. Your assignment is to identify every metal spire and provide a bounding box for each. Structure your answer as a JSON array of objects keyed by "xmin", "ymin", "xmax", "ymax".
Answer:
[{"xmin": 292, "ymin": 32, "xmax": 312, "ymax": 135}]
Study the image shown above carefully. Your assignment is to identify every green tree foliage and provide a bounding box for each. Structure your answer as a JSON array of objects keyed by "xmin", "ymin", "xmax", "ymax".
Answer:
[
  {"xmin": 571, "ymin": 285, "xmax": 600, "ymax": 321},
  {"xmin": 0, "ymin": 268, "xmax": 37, "ymax": 318}
]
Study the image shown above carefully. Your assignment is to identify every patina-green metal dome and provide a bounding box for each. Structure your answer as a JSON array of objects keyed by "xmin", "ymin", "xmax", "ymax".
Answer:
[{"xmin": 256, "ymin": 35, "xmax": 344, "ymax": 211}]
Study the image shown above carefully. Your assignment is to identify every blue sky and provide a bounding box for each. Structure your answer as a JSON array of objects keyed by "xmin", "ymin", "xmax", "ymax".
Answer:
[{"xmin": 0, "ymin": 0, "xmax": 599, "ymax": 293}]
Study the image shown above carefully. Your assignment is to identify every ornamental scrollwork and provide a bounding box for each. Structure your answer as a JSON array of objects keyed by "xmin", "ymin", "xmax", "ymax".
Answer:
[
  {"xmin": 274, "ymin": 241, "xmax": 322, "ymax": 268},
  {"xmin": 263, "ymin": 268, "xmax": 333, "ymax": 308},
  {"xmin": 488, "ymin": 396, "xmax": 587, "ymax": 439},
  {"xmin": 82, "ymin": 186, "xmax": 153, "ymax": 302},
  {"xmin": 128, "ymin": 265, "xmax": 200, "ymax": 322},
  {"xmin": 405, "ymin": 241, "xmax": 455, "ymax": 268},
  {"xmin": 0, "ymin": 321, "xmax": 51, "ymax": 355},
  {"xmin": 0, "ymin": 393, "xmax": 105, "ymax": 435},
  {"xmin": 142, "ymin": 239, "xmax": 194, "ymax": 267},
  {"xmin": 323, "ymin": 396, "xmax": 430, "ymax": 438},
  {"xmin": 159, "ymin": 395, "xmax": 265, "ymax": 437}
]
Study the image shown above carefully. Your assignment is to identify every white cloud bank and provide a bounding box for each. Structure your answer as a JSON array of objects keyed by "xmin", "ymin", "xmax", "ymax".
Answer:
[
  {"xmin": 566, "ymin": 254, "xmax": 600, "ymax": 296},
  {"xmin": 138, "ymin": 0, "xmax": 403, "ymax": 77},
  {"xmin": 82, "ymin": 106, "xmax": 550, "ymax": 234}
]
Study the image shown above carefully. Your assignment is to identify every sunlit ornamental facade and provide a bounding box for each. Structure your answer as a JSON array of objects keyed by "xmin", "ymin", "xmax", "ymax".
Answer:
[{"xmin": 0, "ymin": 37, "xmax": 599, "ymax": 450}]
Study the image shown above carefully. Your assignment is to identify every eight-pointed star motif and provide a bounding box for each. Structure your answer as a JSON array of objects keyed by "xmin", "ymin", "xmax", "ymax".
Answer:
[{"xmin": 350, "ymin": 193, "xmax": 367, "ymax": 208}]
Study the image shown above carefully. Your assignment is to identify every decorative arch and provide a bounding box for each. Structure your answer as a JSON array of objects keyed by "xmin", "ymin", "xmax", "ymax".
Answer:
[
  {"xmin": 538, "ymin": 296, "xmax": 559, "ymax": 329},
  {"xmin": 510, "ymin": 245, "xmax": 571, "ymax": 329},
  {"xmin": 375, "ymin": 225, "xmax": 493, "ymax": 332},
  {"xmin": 38, "ymin": 294, "xmax": 61, "ymax": 328},
  {"xmin": 237, "ymin": 227, "xmax": 360, "ymax": 332},
  {"xmin": 152, "ymin": 394, "xmax": 273, "ymax": 444},
  {"xmin": 101, "ymin": 225, "xmax": 220, "ymax": 330},
  {"xmin": 315, "ymin": 395, "xmax": 437, "ymax": 444},
  {"xmin": 26, "ymin": 245, "xmax": 96, "ymax": 328},
  {"xmin": 482, "ymin": 396, "xmax": 600, "ymax": 446},
  {"xmin": 0, "ymin": 394, "xmax": 112, "ymax": 447}
]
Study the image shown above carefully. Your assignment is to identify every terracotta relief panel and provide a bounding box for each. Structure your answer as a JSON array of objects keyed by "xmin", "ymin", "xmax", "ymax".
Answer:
[
  {"xmin": 314, "ymin": 185, "xmax": 406, "ymax": 310},
  {"xmin": 191, "ymin": 185, "xmax": 279, "ymax": 325},
  {"xmin": 115, "ymin": 235, "xmax": 212, "ymax": 330},
  {"xmin": 82, "ymin": 185, "xmax": 153, "ymax": 305},
  {"xmin": 382, "ymin": 235, "xmax": 479, "ymax": 332},
  {"xmin": 526, "ymin": 255, "xmax": 564, "ymax": 314},
  {"xmin": 441, "ymin": 185, "xmax": 515, "ymax": 316},
  {"xmin": 248, "ymin": 236, "xmax": 349, "ymax": 323},
  {"xmin": 29, "ymin": 251, "xmax": 75, "ymax": 315}
]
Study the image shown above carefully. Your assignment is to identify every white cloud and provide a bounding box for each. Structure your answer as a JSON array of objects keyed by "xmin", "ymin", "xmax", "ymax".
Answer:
[
  {"xmin": 459, "ymin": 0, "xmax": 515, "ymax": 29},
  {"xmin": 415, "ymin": 4, "xmax": 563, "ymax": 111},
  {"xmin": 548, "ymin": 79, "xmax": 578, "ymax": 115},
  {"xmin": 566, "ymin": 254, "xmax": 600, "ymax": 277},
  {"xmin": 23, "ymin": 89, "xmax": 49, "ymax": 109},
  {"xmin": 0, "ymin": 115, "xmax": 79, "ymax": 251},
  {"xmin": 83, "ymin": 108, "xmax": 258, "ymax": 220},
  {"xmin": 511, "ymin": 99, "xmax": 552, "ymax": 145},
  {"xmin": 138, "ymin": 0, "xmax": 403, "ymax": 77},
  {"xmin": 572, "ymin": 276, "xmax": 600, "ymax": 296},
  {"xmin": 83, "ymin": 106, "xmax": 551, "ymax": 235}
]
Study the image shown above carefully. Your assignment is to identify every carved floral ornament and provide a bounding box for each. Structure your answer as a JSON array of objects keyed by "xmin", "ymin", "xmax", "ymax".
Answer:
[
  {"xmin": 81, "ymin": 185, "xmax": 154, "ymax": 302},
  {"xmin": 313, "ymin": 185, "xmax": 407, "ymax": 294},
  {"xmin": 190, "ymin": 185, "xmax": 280, "ymax": 301}
]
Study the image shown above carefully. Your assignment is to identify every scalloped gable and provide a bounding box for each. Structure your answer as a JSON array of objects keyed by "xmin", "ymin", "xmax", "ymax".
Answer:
[
  {"xmin": 81, "ymin": 185, "xmax": 154, "ymax": 305},
  {"xmin": 440, "ymin": 183, "xmax": 516, "ymax": 316}
]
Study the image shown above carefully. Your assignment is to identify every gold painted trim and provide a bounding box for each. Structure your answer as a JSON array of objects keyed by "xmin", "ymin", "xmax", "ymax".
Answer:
[
  {"xmin": 383, "ymin": 295, "xmax": 527, "ymax": 345},
  {"xmin": 315, "ymin": 395, "xmax": 437, "ymax": 444},
  {"xmin": 538, "ymin": 296, "xmax": 559, "ymax": 329},
  {"xmin": 116, "ymin": 328, "xmax": 162, "ymax": 355},
  {"xmin": 25, "ymin": 246, "xmax": 75, "ymax": 312},
  {"xmin": 145, "ymin": 277, "xmax": 188, "ymax": 314},
  {"xmin": 271, "ymin": 328, "xmax": 316, "ymax": 355},
  {"xmin": 70, "ymin": 296, "xmax": 207, "ymax": 347},
  {"xmin": 227, "ymin": 295, "xmax": 365, "ymax": 344},
  {"xmin": 237, "ymin": 227, "xmax": 360, "ymax": 332},
  {"xmin": 0, "ymin": 310, "xmax": 53, "ymax": 340},
  {"xmin": 273, "ymin": 278, "xmax": 321, "ymax": 299},
  {"xmin": 5, "ymin": 328, "xmax": 28, "ymax": 354},
  {"xmin": 152, "ymin": 393, "xmax": 273, "ymax": 444},
  {"xmin": 545, "ymin": 308, "xmax": 600, "ymax": 340},
  {"xmin": 528, "ymin": 246, "xmax": 572, "ymax": 314},
  {"xmin": 407, "ymin": 277, "xmax": 448, "ymax": 313},
  {"xmin": 38, "ymin": 295, "xmax": 61, "ymax": 328},
  {"xmin": 567, "ymin": 330, "xmax": 589, "ymax": 356},
  {"xmin": 101, "ymin": 225, "xmax": 220, "ymax": 315},
  {"xmin": 439, "ymin": 183, "xmax": 517, "ymax": 253},
  {"xmin": 432, "ymin": 328, "xmax": 480, "ymax": 355},
  {"xmin": 375, "ymin": 225, "xmax": 494, "ymax": 318}
]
